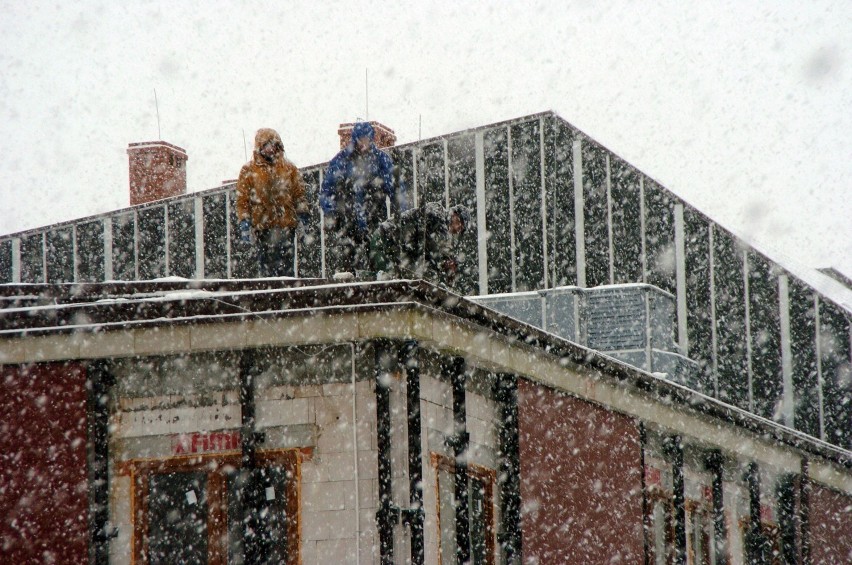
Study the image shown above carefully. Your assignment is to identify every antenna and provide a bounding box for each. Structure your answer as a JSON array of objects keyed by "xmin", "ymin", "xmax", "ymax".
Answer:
[
  {"xmin": 365, "ymin": 68, "xmax": 369, "ymax": 121},
  {"xmin": 153, "ymin": 88, "xmax": 161, "ymax": 140},
  {"xmin": 419, "ymin": 115, "xmax": 422, "ymax": 141},
  {"xmin": 242, "ymin": 129, "xmax": 248, "ymax": 161}
]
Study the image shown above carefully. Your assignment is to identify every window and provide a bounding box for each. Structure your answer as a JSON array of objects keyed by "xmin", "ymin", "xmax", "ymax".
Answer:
[
  {"xmin": 646, "ymin": 487, "xmax": 718, "ymax": 565},
  {"xmin": 739, "ymin": 515, "xmax": 782, "ymax": 565},
  {"xmin": 647, "ymin": 488, "xmax": 675, "ymax": 565},
  {"xmin": 685, "ymin": 499, "xmax": 713, "ymax": 565},
  {"xmin": 121, "ymin": 450, "xmax": 301, "ymax": 565},
  {"xmin": 432, "ymin": 453, "xmax": 496, "ymax": 565}
]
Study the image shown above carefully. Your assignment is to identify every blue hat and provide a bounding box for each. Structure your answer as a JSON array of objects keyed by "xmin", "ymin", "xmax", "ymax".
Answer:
[{"xmin": 352, "ymin": 121, "xmax": 375, "ymax": 141}]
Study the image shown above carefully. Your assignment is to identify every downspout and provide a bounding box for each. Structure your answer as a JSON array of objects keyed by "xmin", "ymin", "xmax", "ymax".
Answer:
[
  {"xmin": 745, "ymin": 462, "xmax": 766, "ymax": 564},
  {"xmin": 399, "ymin": 341, "xmax": 425, "ymax": 564},
  {"xmin": 496, "ymin": 373, "xmax": 521, "ymax": 563},
  {"xmin": 639, "ymin": 422, "xmax": 649, "ymax": 565},
  {"xmin": 664, "ymin": 435, "xmax": 686, "ymax": 565},
  {"xmin": 705, "ymin": 450, "xmax": 728, "ymax": 565},
  {"xmin": 375, "ymin": 339, "xmax": 397, "ymax": 564},
  {"xmin": 777, "ymin": 472, "xmax": 797, "ymax": 565},
  {"xmin": 445, "ymin": 356, "xmax": 470, "ymax": 564},
  {"xmin": 239, "ymin": 348, "xmax": 267, "ymax": 565},
  {"xmin": 88, "ymin": 360, "xmax": 116, "ymax": 565}
]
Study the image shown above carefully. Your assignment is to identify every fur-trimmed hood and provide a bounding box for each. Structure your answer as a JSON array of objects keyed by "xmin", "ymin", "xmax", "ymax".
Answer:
[
  {"xmin": 253, "ymin": 128, "xmax": 285, "ymax": 163},
  {"xmin": 236, "ymin": 128, "xmax": 307, "ymax": 230}
]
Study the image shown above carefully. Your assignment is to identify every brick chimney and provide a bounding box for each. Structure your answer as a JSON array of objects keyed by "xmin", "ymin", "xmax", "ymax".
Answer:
[
  {"xmin": 127, "ymin": 141, "xmax": 188, "ymax": 206},
  {"xmin": 338, "ymin": 121, "xmax": 396, "ymax": 150}
]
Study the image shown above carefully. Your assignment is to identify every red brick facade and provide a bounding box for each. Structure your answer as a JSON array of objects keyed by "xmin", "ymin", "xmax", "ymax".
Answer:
[
  {"xmin": 810, "ymin": 482, "xmax": 852, "ymax": 563},
  {"xmin": 128, "ymin": 141, "xmax": 188, "ymax": 205},
  {"xmin": 0, "ymin": 362, "xmax": 89, "ymax": 564},
  {"xmin": 518, "ymin": 379, "xmax": 644, "ymax": 563}
]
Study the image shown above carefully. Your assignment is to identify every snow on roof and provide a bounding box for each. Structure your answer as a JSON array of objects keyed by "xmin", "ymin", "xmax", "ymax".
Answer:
[{"xmin": 0, "ymin": 276, "xmax": 849, "ymax": 465}]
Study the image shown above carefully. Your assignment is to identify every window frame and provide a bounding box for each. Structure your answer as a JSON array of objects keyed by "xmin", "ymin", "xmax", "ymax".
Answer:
[
  {"xmin": 117, "ymin": 448, "xmax": 305, "ymax": 565},
  {"xmin": 646, "ymin": 485, "xmax": 676, "ymax": 564},
  {"xmin": 685, "ymin": 498, "xmax": 713, "ymax": 565},
  {"xmin": 431, "ymin": 452, "xmax": 497, "ymax": 565}
]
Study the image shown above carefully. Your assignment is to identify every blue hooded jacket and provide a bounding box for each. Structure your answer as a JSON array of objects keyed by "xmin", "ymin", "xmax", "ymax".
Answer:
[{"xmin": 320, "ymin": 122, "xmax": 406, "ymax": 233}]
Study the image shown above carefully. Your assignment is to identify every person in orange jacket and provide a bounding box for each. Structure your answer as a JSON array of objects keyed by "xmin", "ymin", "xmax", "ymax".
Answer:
[{"xmin": 236, "ymin": 128, "xmax": 308, "ymax": 277}]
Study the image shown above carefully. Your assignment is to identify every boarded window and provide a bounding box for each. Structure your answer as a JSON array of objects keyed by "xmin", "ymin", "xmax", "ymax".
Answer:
[{"xmin": 126, "ymin": 451, "xmax": 299, "ymax": 565}]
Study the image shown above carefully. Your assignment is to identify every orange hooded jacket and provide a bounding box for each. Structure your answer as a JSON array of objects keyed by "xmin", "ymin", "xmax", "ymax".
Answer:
[{"xmin": 236, "ymin": 128, "xmax": 307, "ymax": 230}]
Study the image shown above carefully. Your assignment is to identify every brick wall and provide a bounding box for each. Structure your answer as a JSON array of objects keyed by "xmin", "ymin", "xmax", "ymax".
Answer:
[
  {"xmin": 128, "ymin": 141, "xmax": 188, "ymax": 205},
  {"xmin": 810, "ymin": 482, "xmax": 852, "ymax": 563},
  {"xmin": 0, "ymin": 362, "xmax": 89, "ymax": 564},
  {"xmin": 518, "ymin": 378, "xmax": 644, "ymax": 562}
]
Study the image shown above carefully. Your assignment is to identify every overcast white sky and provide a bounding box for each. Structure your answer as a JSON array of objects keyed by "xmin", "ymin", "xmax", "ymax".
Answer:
[{"xmin": 1, "ymin": 1, "xmax": 850, "ymax": 278}]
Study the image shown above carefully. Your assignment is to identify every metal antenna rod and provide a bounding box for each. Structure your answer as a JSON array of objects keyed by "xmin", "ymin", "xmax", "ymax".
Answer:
[
  {"xmin": 154, "ymin": 88, "xmax": 161, "ymax": 140},
  {"xmin": 365, "ymin": 68, "xmax": 369, "ymax": 121},
  {"xmin": 242, "ymin": 129, "xmax": 248, "ymax": 161}
]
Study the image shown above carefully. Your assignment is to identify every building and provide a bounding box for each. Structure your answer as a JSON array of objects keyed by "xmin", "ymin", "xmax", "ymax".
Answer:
[
  {"xmin": 0, "ymin": 112, "xmax": 850, "ymax": 563},
  {"xmin": 1, "ymin": 111, "xmax": 849, "ymax": 449},
  {"xmin": 0, "ymin": 278, "xmax": 850, "ymax": 564}
]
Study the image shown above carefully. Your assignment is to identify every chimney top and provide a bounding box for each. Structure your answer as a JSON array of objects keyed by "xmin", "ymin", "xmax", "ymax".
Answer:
[
  {"xmin": 338, "ymin": 121, "xmax": 396, "ymax": 150},
  {"xmin": 128, "ymin": 140, "xmax": 188, "ymax": 155},
  {"xmin": 127, "ymin": 141, "xmax": 188, "ymax": 206}
]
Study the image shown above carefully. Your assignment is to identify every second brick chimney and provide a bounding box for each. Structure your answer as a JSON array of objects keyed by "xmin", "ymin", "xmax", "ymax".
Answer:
[
  {"xmin": 127, "ymin": 141, "xmax": 188, "ymax": 206},
  {"xmin": 337, "ymin": 121, "xmax": 396, "ymax": 150}
]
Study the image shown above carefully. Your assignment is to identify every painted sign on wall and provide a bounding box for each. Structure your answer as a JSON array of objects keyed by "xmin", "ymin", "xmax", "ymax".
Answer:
[{"xmin": 172, "ymin": 431, "xmax": 240, "ymax": 454}]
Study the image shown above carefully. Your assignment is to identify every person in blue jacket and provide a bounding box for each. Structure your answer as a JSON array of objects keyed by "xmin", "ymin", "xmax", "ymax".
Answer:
[{"xmin": 320, "ymin": 121, "xmax": 405, "ymax": 277}]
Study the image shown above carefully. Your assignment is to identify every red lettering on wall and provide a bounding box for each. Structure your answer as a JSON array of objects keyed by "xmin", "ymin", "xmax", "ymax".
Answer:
[
  {"xmin": 645, "ymin": 466, "xmax": 661, "ymax": 486},
  {"xmin": 172, "ymin": 431, "xmax": 240, "ymax": 455}
]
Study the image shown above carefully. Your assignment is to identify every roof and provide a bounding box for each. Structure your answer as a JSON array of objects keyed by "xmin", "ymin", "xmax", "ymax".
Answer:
[
  {"xmin": 3, "ymin": 110, "xmax": 849, "ymax": 317},
  {"xmin": 1, "ymin": 277, "xmax": 850, "ymax": 471}
]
